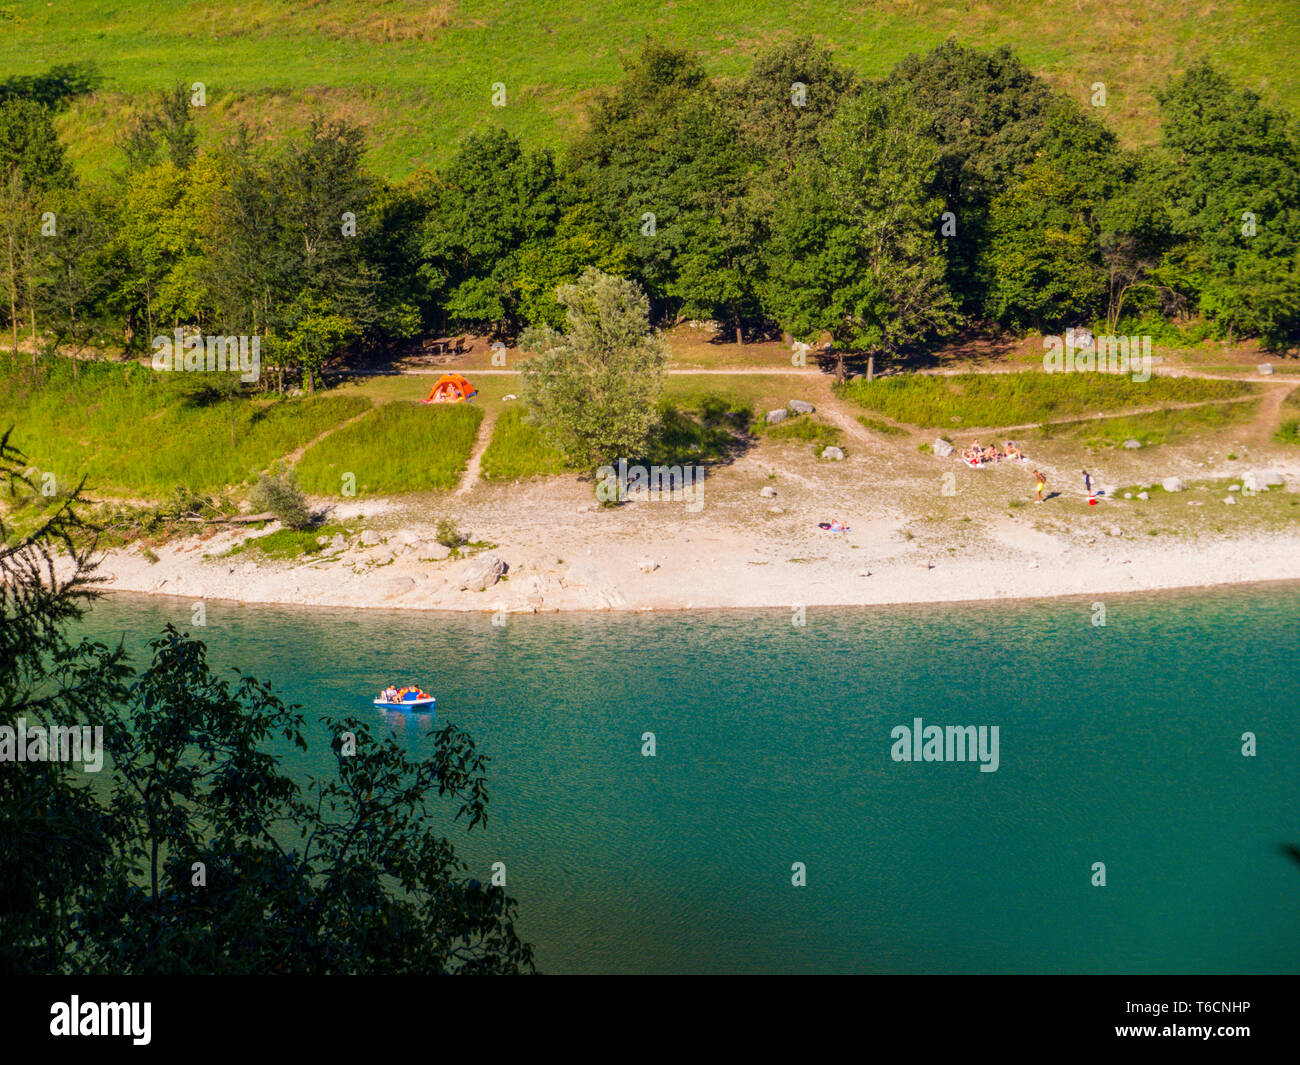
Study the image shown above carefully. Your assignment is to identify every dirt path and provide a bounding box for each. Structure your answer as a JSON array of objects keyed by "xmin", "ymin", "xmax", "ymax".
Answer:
[
  {"xmin": 818, "ymin": 404, "xmax": 878, "ymax": 445},
  {"xmin": 1245, "ymin": 381, "xmax": 1299, "ymax": 448},
  {"xmin": 455, "ymin": 409, "xmax": 498, "ymax": 496}
]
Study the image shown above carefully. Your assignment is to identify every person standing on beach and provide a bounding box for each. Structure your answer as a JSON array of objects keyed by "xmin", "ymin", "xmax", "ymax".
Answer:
[
  {"xmin": 1082, "ymin": 469, "xmax": 1092, "ymax": 495},
  {"xmin": 1034, "ymin": 470, "xmax": 1047, "ymax": 503}
]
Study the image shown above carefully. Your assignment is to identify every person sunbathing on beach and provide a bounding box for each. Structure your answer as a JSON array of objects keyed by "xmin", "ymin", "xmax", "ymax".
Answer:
[
  {"xmin": 1004, "ymin": 442, "xmax": 1023, "ymax": 460},
  {"xmin": 983, "ymin": 445, "xmax": 999, "ymax": 464}
]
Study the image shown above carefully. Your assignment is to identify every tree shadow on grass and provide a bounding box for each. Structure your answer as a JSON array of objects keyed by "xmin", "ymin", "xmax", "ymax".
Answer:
[
  {"xmin": 174, "ymin": 374, "xmax": 247, "ymax": 410},
  {"xmin": 639, "ymin": 397, "xmax": 756, "ymax": 473},
  {"xmin": 589, "ymin": 395, "xmax": 758, "ymax": 509}
]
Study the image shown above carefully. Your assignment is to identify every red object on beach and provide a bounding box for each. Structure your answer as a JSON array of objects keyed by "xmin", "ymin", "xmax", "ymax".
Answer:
[{"xmin": 1088, "ymin": 495, "xmax": 1098, "ymax": 506}]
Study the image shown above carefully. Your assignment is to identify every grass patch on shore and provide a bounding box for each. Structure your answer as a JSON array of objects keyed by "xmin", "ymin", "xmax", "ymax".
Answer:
[
  {"xmin": 0, "ymin": 361, "xmax": 370, "ymax": 496},
  {"xmin": 1035, "ymin": 400, "xmax": 1258, "ymax": 449},
  {"xmin": 755, "ymin": 413, "xmax": 844, "ymax": 454},
  {"xmin": 856, "ymin": 415, "xmax": 909, "ymax": 436},
  {"xmin": 1276, "ymin": 419, "xmax": 1300, "ymax": 444},
  {"xmin": 1274, "ymin": 388, "xmax": 1300, "ymax": 443},
  {"xmin": 226, "ymin": 523, "xmax": 352, "ymax": 560},
  {"xmin": 837, "ymin": 372, "xmax": 1255, "ymax": 429},
  {"xmin": 294, "ymin": 401, "xmax": 483, "ymax": 495},
  {"xmin": 480, "ymin": 407, "xmax": 570, "ymax": 480}
]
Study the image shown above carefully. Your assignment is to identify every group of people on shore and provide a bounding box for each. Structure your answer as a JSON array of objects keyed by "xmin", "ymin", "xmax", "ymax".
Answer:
[
  {"xmin": 962, "ymin": 440, "xmax": 1024, "ymax": 466},
  {"xmin": 953, "ymin": 442, "xmax": 1099, "ymax": 506}
]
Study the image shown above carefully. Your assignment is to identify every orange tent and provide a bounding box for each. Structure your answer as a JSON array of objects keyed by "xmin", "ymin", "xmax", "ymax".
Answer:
[{"xmin": 421, "ymin": 374, "xmax": 477, "ymax": 404}]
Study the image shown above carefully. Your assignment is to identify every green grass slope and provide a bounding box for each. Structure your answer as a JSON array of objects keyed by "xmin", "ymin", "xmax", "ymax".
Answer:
[
  {"xmin": 294, "ymin": 400, "xmax": 483, "ymax": 495},
  {"xmin": 3, "ymin": 0, "xmax": 1297, "ymax": 180},
  {"xmin": 0, "ymin": 362, "xmax": 370, "ymax": 495}
]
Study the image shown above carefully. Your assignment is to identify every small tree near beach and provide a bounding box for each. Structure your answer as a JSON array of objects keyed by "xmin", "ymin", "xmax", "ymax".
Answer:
[
  {"xmin": 249, "ymin": 462, "xmax": 313, "ymax": 530},
  {"xmin": 519, "ymin": 267, "xmax": 668, "ymax": 468}
]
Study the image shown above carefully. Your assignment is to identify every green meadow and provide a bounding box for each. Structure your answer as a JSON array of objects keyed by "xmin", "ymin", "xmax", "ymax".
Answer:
[
  {"xmin": 293, "ymin": 400, "xmax": 483, "ymax": 495},
  {"xmin": 3, "ymin": 0, "xmax": 1297, "ymax": 180},
  {"xmin": 1034, "ymin": 400, "xmax": 1261, "ymax": 450},
  {"xmin": 839, "ymin": 373, "xmax": 1256, "ymax": 430},
  {"xmin": 479, "ymin": 407, "xmax": 570, "ymax": 481},
  {"xmin": 0, "ymin": 362, "xmax": 369, "ymax": 495}
]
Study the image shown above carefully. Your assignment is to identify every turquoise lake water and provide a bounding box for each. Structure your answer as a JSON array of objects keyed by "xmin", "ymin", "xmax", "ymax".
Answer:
[{"xmin": 78, "ymin": 586, "xmax": 1300, "ymax": 974}]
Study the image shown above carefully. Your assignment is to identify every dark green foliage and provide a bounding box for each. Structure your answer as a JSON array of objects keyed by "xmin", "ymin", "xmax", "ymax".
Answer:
[
  {"xmin": 885, "ymin": 43, "xmax": 1057, "ymax": 314},
  {"xmin": 0, "ymin": 63, "xmax": 99, "ymax": 111},
  {"xmin": 34, "ymin": 185, "xmax": 123, "ymax": 363},
  {"xmin": 420, "ymin": 127, "xmax": 561, "ymax": 333},
  {"xmin": 567, "ymin": 45, "xmax": 750, "ymax": 315},
  {"xmin": 725, "ymin": 37, "xmax": 857, "ymax": 171},
  {"xmin": 1155, "ymin": 61, "xmax": 1300, "ymax": 347},
  {"xmin": 203, "ymin": 117, "xmax": 383, "ymax": 389},
  {"xmin": 762, "ymin": 84, "xmax": 959, "ymax": 366},
  {"xmin": 0, "ymin": 97, "xmax": 74, "ymax": 190},
  {"xmin": 120, "ymin": 83, "xmax": 199, "ymax": 171},
  {"xmin": 0, "ymin": 432, "xmax": 533, "ymax": 974}
]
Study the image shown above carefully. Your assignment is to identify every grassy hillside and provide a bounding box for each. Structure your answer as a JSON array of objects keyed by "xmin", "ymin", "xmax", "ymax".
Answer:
[
  {"xmin": 0, "ymin": 361, "xmax": 371, "ymax": 494},
  {"xmin": 3, "ymin": 0, "xmax": 1297, "ymax": 181}
]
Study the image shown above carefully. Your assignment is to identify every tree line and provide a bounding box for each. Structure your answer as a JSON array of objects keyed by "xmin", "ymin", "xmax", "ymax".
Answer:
[{"xmin": 2, "ymin": 40, "xmax": 1298, "ymax": 394}]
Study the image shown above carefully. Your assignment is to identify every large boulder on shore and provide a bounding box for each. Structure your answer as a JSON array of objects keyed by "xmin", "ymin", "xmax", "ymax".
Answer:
[
  {"xmin": 1161, "ymin": 477, "xmax": 1185, "ymax": 493},
  {"xmin": 456, "ymin": 553, "xmax": 507, "ymax": 591},
  {"xmin": 765, "ymin": 408, "xmax": 788, "ymax": 424},
  {"xmin": 1243, "ymin": 470, "xmax": 1284, "ymax": 492},
  {"xmin": 821, "ymin": 446, "xmax": 845, "ymax": 461},
  {"xmin": 382, "ymin": 576, "xmax": 416, "ymax": 599},
  {"xmin": 789, "ymin": 400, "xmax": 816, "ymax": 414},
  {"xmin": 933, "ymin": 438, "xmax": 954, "ymax": 458}
]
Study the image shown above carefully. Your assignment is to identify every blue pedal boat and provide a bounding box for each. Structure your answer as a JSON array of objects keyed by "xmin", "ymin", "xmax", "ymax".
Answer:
[{"xmin": 374, "ymin": 689, "xmax": 436, "ymax": 710}]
